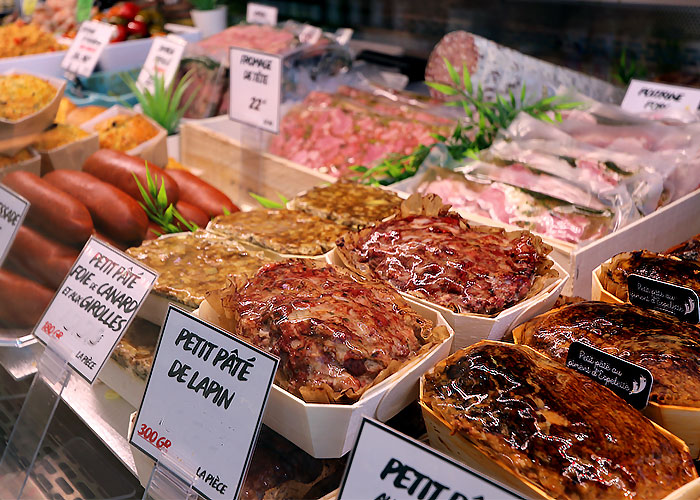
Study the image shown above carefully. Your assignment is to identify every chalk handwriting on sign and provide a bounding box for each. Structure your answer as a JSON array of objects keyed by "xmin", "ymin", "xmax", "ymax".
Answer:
[
  {"xmin": 33, "ymin": 237, "xmax": 157, "ymax": 382},
  {"xmin": 246, "ymin": 3, "xmax": 277, "ymax": 25},
  {"xmin": 338, "ymin": 418, "xmax": 523, "ymax": 500},
  {"xmin": 628, "ymin": 274, "xmax": 700, "ymax": 324},
  {"xmin": 131, "ymin": 306, "xmax": 278, "ymax": 500},
  {"xmin": 0, "ymin": 185, "xmax": 29, "ymax": 266},
  {"xmin": 229, "ymin": 47, "xmax": 282, "ymax": 134},
  {"xmin": 136, "ymin": 35, "xmax": 187, "ymax": 93},
  {"xmin": 566, "ymin": 341, "xmax": 653, "ymax": 410},
  {"xmin": 61, "ymin": 21, "xmax": 115, "ymax": 78},
  {"xmin": 621, "ymin": 79, "xmax": 700, "ymax": 113}
]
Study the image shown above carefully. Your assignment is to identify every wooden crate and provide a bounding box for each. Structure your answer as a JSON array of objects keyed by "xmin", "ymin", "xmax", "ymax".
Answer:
[{"xmin": 180, "ymin": 117, "xmax": 334, "ymax": 210}]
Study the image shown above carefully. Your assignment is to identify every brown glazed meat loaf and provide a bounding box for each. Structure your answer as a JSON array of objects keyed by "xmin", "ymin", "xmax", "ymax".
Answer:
[
  {"xmin": 513, "ymin": 301, "xmax": 700, "ymax": 407},
  {"xmin": 599, "ymin": 250, "xmax": 700, "ymax": 301},
  {"xmin": 422, "ymin": 341, "xmax": 697, "ymax": 500}
]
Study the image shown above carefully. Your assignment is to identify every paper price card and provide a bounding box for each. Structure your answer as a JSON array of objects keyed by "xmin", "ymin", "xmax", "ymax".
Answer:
[
  {"xmin": 33, "ymin": 237, "xmax": 157, "ymax": 383},
  {"xmin": 61, "ymin": 21, "xmax": 115, "ymax": 78},
  {"xmin": 621, "ymin": 79, "xmax": 700, "ymax": 113},
  {"xmin": 130, "ymin": 306, "xmax": 278, "ymax": 500},
  {"xmin": 338, "ymin": 418, "xmax": 523, "ymax": 500},
  {"xmin": 299, "ymin": 24, "xmax": 322, "ymax": 45},
  {"xmin": 136, "ymin": 36, "xmax": 187, "ymax": 94},
  {"xmin": 229, "ymin": 47, "xmax": 282, "ymax": 134},
  {"xmin": 246, "ymin": 3, "xmax": 278, "ymax": 25},
  {"xmin": 0, "ymin": 185, "xmax": 29, "ymax": 266}
]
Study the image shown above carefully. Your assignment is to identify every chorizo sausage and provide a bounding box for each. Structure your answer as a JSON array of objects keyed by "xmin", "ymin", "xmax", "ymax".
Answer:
[
  {"xmin": 175, "ymin": 201, "xmax": 209, "ymax": 230},
  {"xmin": 43, "ymin": 170, "xmax": 149, "ymax": 242},
  {"xmin": 7, "ymin": 226, "xmax": 79, "ymax": 289},
  {"xmin": 166, "ymin": 169, "xmax": 238, "ymax": 218},
  {"xmin": 0, "ymin": 269, "xmax": 53, "ymax": 328},
  {"xmin": 1, "ymin": 171, "xmax": 93, "ymax": 245},
  {"xmin": 83, "ymin": 149, "xmax": 179, "ymax": 205}
]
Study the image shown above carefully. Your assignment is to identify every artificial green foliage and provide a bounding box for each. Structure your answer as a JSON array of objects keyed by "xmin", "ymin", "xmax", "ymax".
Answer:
[
  {"xmin": 121, "ymin": 70, "xmax": 197, "ymax": 135},
  {"xmin": 133, "ymin": 164, "xmax": 198, "ymax": 234},
  {"xmin": 352, "ymin": 58, "xmax": 581, "ymax": 185},
  {"xmin": 249, "ymin": 192, "xmax": 289, "ymax": 209}
]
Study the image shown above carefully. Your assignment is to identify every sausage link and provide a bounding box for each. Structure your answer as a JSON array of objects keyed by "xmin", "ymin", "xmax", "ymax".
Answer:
[
  {"xmin": 0, "ymin": 269, "xmax": 53, "ymax": 328},
  {"xmin": 43, "ymin": 170, "xmax": 148, "ymax": 242},
  {"xmin": 175, "ymin": 201, "xmax": 209, "ymax": 230},
  {"xmin": 166, "ymin": 169, "xmax": 239, "ymax": 218},
  {"xmin": 7, "ymin": 226, "xmax": 79, "ymax": 289},
  {"xmin": 83, "ymin": 149, "xmax": 179, "ymax": 205},
  {"xmin": 2, "ymin": 171, "xmax": 94, "ymax": 245}
]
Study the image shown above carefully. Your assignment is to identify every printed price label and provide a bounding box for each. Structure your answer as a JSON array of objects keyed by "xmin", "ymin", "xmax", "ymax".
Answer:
[
  {"xmin": 130, "ymin": 306, "xmax": 278, "ymax": 500},
  {"xmin": 299, "ymin": 24, "xmax": 322, "ymax": 45},
  {"xmin": 136, "ymin": 36, "xmax": 187, "ymax": 93},
  {"xmin": 246, "ymin": 2, "xmax": 278, "ymax": 25},
  {"xmin": 0, "ymin": 185, "xmax": 29, "ymax": 267},
  {"xmin": 621, "ymin": 79, "xmax": 700, "ymax": 113},
  {"xmin": 338, "ymin": 418, "xmax": 523, "ymax": 500},
  {"xmin": 566, "ymin": 341, "xmax": 653, "ymax": 410},
  {"xmin": 628, "ymin": 274, "xmax": 700, "ymax": 323},
  {"xmin": 229, "ymin": 47, "xmax": 282, "ymax": 134},
  {"xmin": 32, "ymin": 237, "xmax": 157, "ymax": 382},
  {"xmin": 61, "ymin": 21, "xmax": 115, "ymax": 78}
]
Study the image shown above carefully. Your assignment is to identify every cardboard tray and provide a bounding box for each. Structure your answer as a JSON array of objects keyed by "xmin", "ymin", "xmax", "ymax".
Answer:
[
  {"xmin": 179, "ymin": 117, "xmax": 334, "ymax": 211},
  {"xmin": 195, "ymin": 297, "xmax": 454, "ymax": 458},
  {"xmin": 0, "ymin": 148, "xmax": 41, "ymax": 180},
  {"xmin": 80, "ymin": 105, "xmax": 168, "ymax": 167},
  {"xmin": 419, "ymin": 380, "xmax": 698, "ymax": 500},
  {"xmin": 0, "ymin": 70, "xmax": 66, "ymax": 155},
  {"xmin": 37, "ymin": 130, "xmax": 99, "ymax": 175},
  {"xmin": 328, "ymin": 248, "xmax": 568, "ymax": 351},
  {"xmin": 591, "ymin": 261, "xmax": 700, "ymax": 459}
]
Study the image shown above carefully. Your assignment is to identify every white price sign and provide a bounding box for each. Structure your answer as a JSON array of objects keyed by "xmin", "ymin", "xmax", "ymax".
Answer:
[
  {"xmin": 136, "ymin": 35, "xmax": 187, "ymax": 94},
  {"xmin": 61, "ymin": 21, "xmax": 115, "ymax": 78},
  {"xmin": 131, "ymin": 306, "xmax": 278, "ymax": 500},
  {"xmin": 229, "ymin": 47, "xmax": 282, "ymax": 134},
  {"xmin": 0, "ymin": 185, "xmax": 29, "ymax": 266},
  {"xmin": 246, "ymin": 2, "xmax": 278, "ymax": 25},
  {"xmin": 32, "ymin": 237, "xmax": 157, "ymax": 382},
  {"xmin": 338, "ymin": 419, "xmax": 523, "ymax": 500},
  {"xmin": 299, "ymin": 24, "xmax": 322, "ymax": 45},
  {"xmin": 621, "ymin": 79, "xmax": 700, "ymax": 113}
]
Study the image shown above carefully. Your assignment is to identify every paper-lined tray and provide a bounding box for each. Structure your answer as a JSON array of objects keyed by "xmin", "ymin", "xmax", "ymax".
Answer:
[
  {"xmin": 80, "ymin": 105, "xmax": 167, "ymax": 167},
  {"xmin": 0, "ymin": 70, "xmax": 66, "ymax": 155},
  {"xmin": 328, "ymin": 248, "xmax": 568, "ymax": 351},
  {"xmin": 591, "ymin": 260, "xmax": 700, "ymax": 458},
  {"xmin": 0, "ymin": 148, "xmax": 40, "ymax": 179}
]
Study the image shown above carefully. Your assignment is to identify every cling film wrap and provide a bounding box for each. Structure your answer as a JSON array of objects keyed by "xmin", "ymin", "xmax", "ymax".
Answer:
[
  {"xmin": 177, "ymin": 22, "xmax": 352, "ymax": 119},
  {"xmin": 503, "ymin": 111, "xmax": 700, "ymax": 207}
]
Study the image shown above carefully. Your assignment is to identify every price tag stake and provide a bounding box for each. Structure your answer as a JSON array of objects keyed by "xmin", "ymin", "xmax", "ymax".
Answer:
[
  {"xmin": 131, "ymin": 306, "xmax": 278, "ymax": 500},
  {"xmin": 338, "ymin": 418, "xmax": 523, "ymax": 500},
  {"xmin": 32, "ymin": 237, "xmax": 158, "ymax": 383},
  {"xmin": 136, "ymin": 35, "xmax": 187, "ymax": 94},
  {"xmin": 621, "ymin": 79, "xmax": 700, "ymax": 113},
  {"xmin": 229, "ymin": 47, "xmax": 282, "ymax": 134},
  {"xmin": 0, "ymin": 184, "xmax": 29, "ymax": 267},
  {"xmin": 61, "ymin": 21, "xmax": 115, "ymax": 78},
  {"xmin": 246, "ymin": 2, "xmax": 278, "ymax": 25}
]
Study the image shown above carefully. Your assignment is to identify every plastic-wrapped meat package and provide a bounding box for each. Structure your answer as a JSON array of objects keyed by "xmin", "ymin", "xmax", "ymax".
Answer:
[
  {"xmin": 486, "ymin": 134, "xmax": 664, "ymax": 216},
  {"xmin": 503, "ymin": 112, "xmax": 698, "ymax": 206},
  {"xmin": 411, "ymin": 167, "xmax": 614, "ymax": 245},
  {"xmin": 176, "ymin": 22, "xmax": 352, "ymax": 119},
  {"xmin": 268, "ymin": 90, "xmax": 454, "ymax": 178}
]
